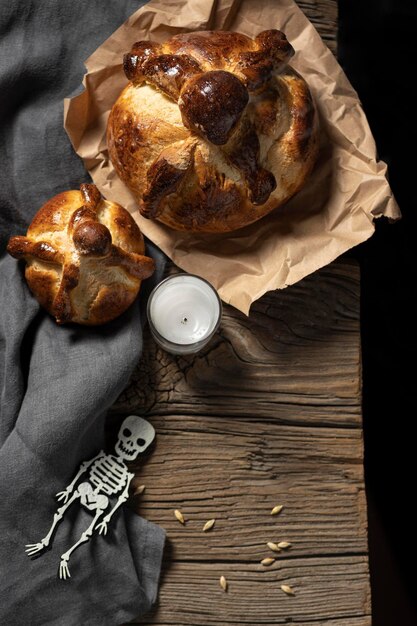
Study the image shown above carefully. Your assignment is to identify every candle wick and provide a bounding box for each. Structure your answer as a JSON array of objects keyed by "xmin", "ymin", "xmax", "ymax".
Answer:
[{"xmin": 181, "ymin": 317, "xmax": 188, "ymax": 324}]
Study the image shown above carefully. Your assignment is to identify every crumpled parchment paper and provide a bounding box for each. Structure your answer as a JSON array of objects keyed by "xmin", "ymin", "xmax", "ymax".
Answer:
[{"xmin": 64, "ymin": 0, "xmax": 400, "ymax": 314}]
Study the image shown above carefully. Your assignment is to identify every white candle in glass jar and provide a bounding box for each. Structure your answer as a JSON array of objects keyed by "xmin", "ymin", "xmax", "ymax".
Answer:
[{"xmin": 147, "ymin": 274, "xmax": 222, "ymax": 355}]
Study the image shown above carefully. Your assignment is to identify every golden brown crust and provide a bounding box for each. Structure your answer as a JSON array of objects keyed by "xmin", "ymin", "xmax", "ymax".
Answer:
[
  {"xmin": 73, "ymin": 222, "xmax": 113, "ymax": 256},
  {"xmin": 160, "ymin": 29, "xmax": 293, "ymax": 93},
  {"xmin": 108, "ymin": 29, "xmax": 318, "ymax": 233},
  {"xmin": 6, "ymin": 236, "xmax": 64, "ymax": 264},
  {"xmin": 225, "ymin": 120, "xmax": 276, "ymax": 205},
  {"xmin": 25, "ymin": 265, "xmax": 58, "ymax": 313},
  {"xmin": 53, "ymin": 262, "xmax": 80, "ymax": 324},
  {"xmin": 141, "ymin": 146, "xmax": 195, "ymax": 219},
  {"xmin": 80, "ymin": 182, "xmax": 102, "ymax": 209},
  {"xmin": 179, "ymin": 70, "xmax": 249, "ymax": 145},
  {"xmin": 7, "ymin": 185, "xmax": 155, "ymax": 325}
]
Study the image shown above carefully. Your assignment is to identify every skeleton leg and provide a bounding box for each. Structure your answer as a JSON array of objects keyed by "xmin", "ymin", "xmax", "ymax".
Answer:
[
  {"xmin": 58, "ymin": 506, "xmax": 106, "ymax": 580},
  {"xmin": 25, "ymin": 491, "xmax": 79, "ymax": 557}
]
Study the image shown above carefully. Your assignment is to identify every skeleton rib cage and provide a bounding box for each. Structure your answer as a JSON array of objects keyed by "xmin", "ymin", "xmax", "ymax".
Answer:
[{"xmin": 89, "ymin": 456, "xmax": 128, "ymax": 495}]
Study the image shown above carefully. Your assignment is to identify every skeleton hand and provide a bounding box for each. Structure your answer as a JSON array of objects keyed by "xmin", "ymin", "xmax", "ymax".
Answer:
[
  {"xmin": 56, "ymin": 488, "xmax": 72, "ymax": 503},
  {"xmin": 59, "ymin": 558, "xmax": 71, "ymax": 580},
  {"xmin": 95, "ymin": 517, "xmax": 110, "ymax": 535},
  {"xmin": 25, "ymin": 541, "xmax": 47, "ymax": 556}
]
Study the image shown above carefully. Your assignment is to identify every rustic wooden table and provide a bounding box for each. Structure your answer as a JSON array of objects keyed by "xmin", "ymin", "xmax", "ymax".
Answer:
[{"xmin": 112, "ymin": 2, "xmax": 371, "ymax": 624}]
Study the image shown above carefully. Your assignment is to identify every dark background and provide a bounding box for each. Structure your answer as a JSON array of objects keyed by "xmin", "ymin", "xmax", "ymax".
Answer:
[{"xmin": 338, "ymin": 0, "xmax": 417, "ymax": 623}]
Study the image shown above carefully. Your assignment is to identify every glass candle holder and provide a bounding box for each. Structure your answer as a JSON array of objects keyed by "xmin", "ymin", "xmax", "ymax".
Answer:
[{"xmin": 146, "ymin": 274, "xmax": 222, "ymax": 355}]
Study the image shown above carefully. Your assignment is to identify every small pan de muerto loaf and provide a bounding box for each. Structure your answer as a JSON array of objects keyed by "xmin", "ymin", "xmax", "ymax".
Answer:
[
  {"xmin": 107, "ymin": 29, "xmax": 319, "ymax": 233},
  {"xmin": 7, "ymin": 184, "xmax": 155, "ymax": 325}
]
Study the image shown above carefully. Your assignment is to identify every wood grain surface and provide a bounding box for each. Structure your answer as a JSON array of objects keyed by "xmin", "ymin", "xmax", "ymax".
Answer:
[
  {"xmin": 110, "ymin": 2, "xmax": 370, "ymax": 624},
  {"xmin": 298, "ymin": 0, "xmax": 337, "ymax": 53},
  {"xmin": 110, "ymin": 256, "xmax": 370, "ymax": 624}
]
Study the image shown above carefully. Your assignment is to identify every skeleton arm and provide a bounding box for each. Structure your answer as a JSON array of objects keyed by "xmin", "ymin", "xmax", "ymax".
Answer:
[
  {"xmin": 56, "ymin": 450, "xmax": 106, "ymax": 503},
  {"xmin": 95, "ymin": 472, "xmax": 134, "ymax": 535}
]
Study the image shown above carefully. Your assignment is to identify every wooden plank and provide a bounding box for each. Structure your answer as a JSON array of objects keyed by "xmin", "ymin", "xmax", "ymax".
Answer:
[
  {"xmin": 109, "ymin": 259, "xmax": 370, "ymax": 624},
  {"xmin": 137, "ymin": 558, "xmax": 370, "ymax": 625},
  {"xmin": 297, "ymin": 0, "xmax": 338, "ymax": 54},
  {"xmin": 124, "ymin": 415, "xmax": 368, "ymax": 561},
  {"xmin": 115, "ymin": 261, "xmax": 361, "ymax": 428}
]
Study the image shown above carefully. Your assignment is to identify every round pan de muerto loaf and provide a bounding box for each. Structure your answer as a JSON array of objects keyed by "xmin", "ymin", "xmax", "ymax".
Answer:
[
  {"xmin": 7, "ymin": 184, "xmax": 155, "ymax": 325},
  {"xmin": 107, "ymin": 29, "xmax": 319, "ymax": 233}
]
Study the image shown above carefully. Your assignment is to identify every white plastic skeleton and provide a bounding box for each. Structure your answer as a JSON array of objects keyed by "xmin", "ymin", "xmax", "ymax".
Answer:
[{"xmin": 25, "ymin": 415, "xmax": 155, "ymax": 579}]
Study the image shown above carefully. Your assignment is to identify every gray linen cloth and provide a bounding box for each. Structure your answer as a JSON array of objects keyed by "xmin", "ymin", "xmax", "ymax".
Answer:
[{"xmin": 0, "ymin": 1, "xmax": 166, "ymax": 624}]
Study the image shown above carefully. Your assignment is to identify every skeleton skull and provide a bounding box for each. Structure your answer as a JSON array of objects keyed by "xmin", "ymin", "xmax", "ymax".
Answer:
[{"xmin": 115, "ymin": 415, "xmax": 155, "ymax": 461}]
